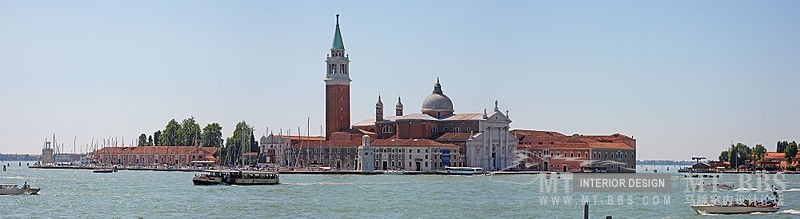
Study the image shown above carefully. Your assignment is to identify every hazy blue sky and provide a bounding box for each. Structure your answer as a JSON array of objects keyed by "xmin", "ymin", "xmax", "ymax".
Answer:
[{"xmin": 1, "ymin": 1, "xmax": 799, "ymax": 159}]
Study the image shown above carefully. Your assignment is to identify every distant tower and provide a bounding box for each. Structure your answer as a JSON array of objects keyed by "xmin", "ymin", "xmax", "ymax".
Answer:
[
  {"xmin": 395, "ymin": 96, "xmax": 403, "ymax": 116},
  {"xmin": 358, "ymin": 135, "xmax": 374, "ymax": 172},
  {"xmin": 375, "ymin": 95, "xmax": 384, "ymax": 122},
  {"xmin": 325, "ymin": 14, "xmax": 351, "ymax": 138}
]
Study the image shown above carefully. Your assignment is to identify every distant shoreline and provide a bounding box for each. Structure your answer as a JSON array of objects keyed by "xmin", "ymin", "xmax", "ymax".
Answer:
[{"xmin": 637, "ymin": 160, "xmax": 694, "ymax": 166}]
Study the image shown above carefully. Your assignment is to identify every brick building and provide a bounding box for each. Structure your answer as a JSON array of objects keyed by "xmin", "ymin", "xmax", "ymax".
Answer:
[
  {"xmin": 512, "ymin": 130, "xmax": 636, "ymax": 173},
  {"xmin": 92, "ymin": 146, "xmax": 218, "ymax": 166}
]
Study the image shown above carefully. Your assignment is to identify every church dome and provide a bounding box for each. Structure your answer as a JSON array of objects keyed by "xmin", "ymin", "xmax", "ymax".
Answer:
[{"xmin": 421, "ymin": 79, "xmax": 454, "ymax": 118}]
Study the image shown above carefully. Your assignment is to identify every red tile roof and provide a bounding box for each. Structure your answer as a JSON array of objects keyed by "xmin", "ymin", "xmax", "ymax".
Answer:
[
  {"xmin": 512, "ymin": 129, "xmax": 635, "ymax": 150},
  {"xmin": 436, "ymin": 133, "xmax": 474, "ymax": 142},
  {"xmin": 371, "ymin": 139, "xmax": 457, "ymax": 148},
  {"xmin": 764, "ymin": 152, "xmax": 800, "ymax": 160},
  {"xmin": 585, "ymin": 142, "xmax": 634, "ymax": 150}
]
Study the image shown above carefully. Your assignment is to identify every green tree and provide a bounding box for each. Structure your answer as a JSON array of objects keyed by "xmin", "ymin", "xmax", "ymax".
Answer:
[
  {"xmin": 728, "ymin": 143, "xmax": 751, "ymax": 168},
  {"xmin": 137, "ymin": 133, "xmax": 148, "ymax": 146},
  {"xmin": 160, "ymin": 119, "xmax": 182, "ymax": 146},
  {"xmin": 719, "ymin": 150, "xmax": 729, "ymax": 162},
  {"xmin": 785, "ymin": 142, "xmax": 798, "ymax": 166},
  {"xmin": 180, "ymin": 116, "xmax": 201, "ymax": 146},
  {"xmin": 778, "ymin": 141, "xmax": 789, "ymax": 153},
  {"xmin": 153, "ymin": 130, "xmax": 162, "ymax": 146},
  {"xmin": 222, "ymin": 121, "xmax": 254, "ymax": 166},
  {"xmin": 201, "ymin": 123, "xmax": 224, "ymax": 147},
  {"xmin": 147, "ymin": 135, "xmax": 154, "ymax": 146},
  {"xmin": 753, "ymin": 144, "xmax": 767, "ymax": 162}
]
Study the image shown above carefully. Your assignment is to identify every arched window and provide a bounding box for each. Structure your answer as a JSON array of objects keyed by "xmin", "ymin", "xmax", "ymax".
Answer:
[
  {"xmin": 431, "ymin": 127, "xmax": 438, "ymax": 134},
  {"xmin": 382, "ymin": 126, "xmax": 393, "ymax": 133},
  {"xmin": 454, "ymin": 127, "xmax": 461, "ymax": 132}
]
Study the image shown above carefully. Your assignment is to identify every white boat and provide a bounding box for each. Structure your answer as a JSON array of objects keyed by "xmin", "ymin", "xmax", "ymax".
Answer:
[
  {"xmin": 192, "ymin": 170, "xmax": 279, "ymax": 185},
  {"xmin": 383, "ymin": 170, "xmax": 405, "ymax": 175},
  {"xmin": 440, "ymin": 167, "xmax": 483, "ymax": 175},
  {"xmin": 0, "ymin": 184, "xmax": 40, "ymax": 195},
  {"xmin": 692, "ymin": 188, "xmax": 780, "ymax": 214},
  {"xmin": 693, "ymin": 183, "xmax": 735, "ymax": 191},
  {"xmin": 691, "ymin": 204, "xmax": 779, "ymax": 214}
]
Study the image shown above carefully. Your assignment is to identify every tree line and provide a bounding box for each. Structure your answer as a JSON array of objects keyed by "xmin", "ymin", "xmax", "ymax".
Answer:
[
  {"xmin": 135, "ymin": 117, "xmax": 259, "ymax": 166},
  {"xmin": 717, "ymin": 141, "xmax": 798, "ymax": 170},
  {"xmin": 136, "ymin": 117, "xmax": 223, "ymax": 147}
]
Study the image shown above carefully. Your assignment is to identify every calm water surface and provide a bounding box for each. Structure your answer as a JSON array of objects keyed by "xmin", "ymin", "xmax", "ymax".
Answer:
[{"xmin": 3, "ymin": 162, "xmax": 800, "ymax": 218}]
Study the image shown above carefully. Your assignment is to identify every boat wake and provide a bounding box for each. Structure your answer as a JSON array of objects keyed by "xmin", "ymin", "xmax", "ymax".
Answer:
[
  {"xmin": 732, "ymin": 188, "xmax": 758, "ymax": 191},
  {"xmin": 782, "ymin": 188, "xmax": 800, "ymax": 192},
  {"xmin": 0, "ymin": 176, "xmax": 25, "ymax": 180},
  {"xmin": 284, "ymin": 182, "xmax": 355, "ymax": 186},
  {"xmin": 780, "ymin": 209, "xmax": 800, "ymax": 214}
]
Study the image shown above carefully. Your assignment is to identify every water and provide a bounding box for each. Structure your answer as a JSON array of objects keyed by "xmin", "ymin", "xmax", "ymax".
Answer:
[{"xmin": 3, "ymin": 162, "xmax": 800, "ymax": 218}]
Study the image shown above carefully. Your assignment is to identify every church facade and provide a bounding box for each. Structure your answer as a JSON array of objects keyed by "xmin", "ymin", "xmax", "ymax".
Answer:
[
  {"xmin": 270, "ymin": 15, "xmax": 633, "ymax": 173},
  {"xmin": 352, "ymin": 82, "xmax": 518, "ymax": 171}
]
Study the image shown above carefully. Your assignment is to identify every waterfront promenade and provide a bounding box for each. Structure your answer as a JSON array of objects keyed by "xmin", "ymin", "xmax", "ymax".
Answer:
[{"xmin": 27, "ymin": 164, "xmax": 550, "ymax": 175}]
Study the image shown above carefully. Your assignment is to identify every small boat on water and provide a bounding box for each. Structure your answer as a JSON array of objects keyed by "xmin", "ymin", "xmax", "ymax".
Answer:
[
  {"xmin": 691, "ymin": 188, "xmax": 780, "ymax": 214},
  {"xmin": 383, "ymin": 170, "xmax": 405, "ymax": 175},
  {"xmin": 691, "ymin": 204, "xmax": 779, "ymax": 214},
  {"xmin": 439, "ymin": 167, "xmax": 483, "ymax": 175},
  {"xmin": 693, "ymin": 183, "xmax": 735, "ymax": 191},
  {"xmin": 93, "ymin": 168, "xmax": 116, "ymax": 173},
  {"xmin": 0, "ymin": 184, "xmax": 40, "ymax": 195},
  {"xmin": 192, "ymin": 170, "xmax": 279, "ymax": 185}
]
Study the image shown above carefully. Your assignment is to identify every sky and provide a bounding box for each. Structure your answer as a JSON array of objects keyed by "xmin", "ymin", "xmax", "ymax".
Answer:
[{"xmin": 1, "ymin": 1, "xmax": 799, "ymax": 160}]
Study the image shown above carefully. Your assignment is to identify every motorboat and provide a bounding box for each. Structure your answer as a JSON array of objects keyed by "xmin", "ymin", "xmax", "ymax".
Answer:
[
  {"xmin": 0, "ymin": 184, "xmax": 40, "ymax": 195},
  {"xmin": 93, "ymin": 168, "xmax": 116, "ymax": 173},
  {"xmin": 439, "ymin": 167, "xmax": 483, "ymax": 175},
  {"xmin": 545, "ymin": 172, "xmax": 561, "ymax": 179},
  {"xmin": 691, "ymin": 204, "xmax": 779, "ymax": 214},
  {"xmin": 692, "ymin": 188, "xmax": 780, "ymax": 214},
  {"xmin": 383, "ymin": 170, "xmax": 405, "ymax": 175},
  {"xmin": 693, "ymin": 183, "xmax": 735, "ymax": 191},
  {"xmin": 192, "ymin": 170, "xmax": 279, "ymax": 185}
]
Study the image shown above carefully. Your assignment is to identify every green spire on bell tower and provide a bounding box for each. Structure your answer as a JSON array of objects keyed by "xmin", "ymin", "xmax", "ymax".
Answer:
[{"xmin": 332, "ymin": 14, "xmax": 345, "ymax": 50}]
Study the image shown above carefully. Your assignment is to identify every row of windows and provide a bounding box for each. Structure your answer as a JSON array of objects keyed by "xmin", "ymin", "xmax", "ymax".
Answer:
[
  {"xmin": 539, "ymin": 150, "xmax": 588, "ymax": 158},
  {"xmin": 537, "ymin": 150, "xmax": 635, "ymax": 160},
  {"xmin": 430, "ymin": 127, "xmax": 468, "ymax": 134}
]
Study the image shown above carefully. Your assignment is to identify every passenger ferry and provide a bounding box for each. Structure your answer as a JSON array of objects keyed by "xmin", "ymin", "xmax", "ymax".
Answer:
[
  {"xmin": 192, "ymin": 170, "xmax": 279, "ymax": 185},
  {"xmin": 440, "ymin": 167, "xmax": 483, "ymax": 175}
]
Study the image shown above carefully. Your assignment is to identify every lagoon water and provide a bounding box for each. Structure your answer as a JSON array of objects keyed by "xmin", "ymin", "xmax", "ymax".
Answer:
[{"xmin": 3, "ymin": 162, "xmax": 800, "ymax": 218}]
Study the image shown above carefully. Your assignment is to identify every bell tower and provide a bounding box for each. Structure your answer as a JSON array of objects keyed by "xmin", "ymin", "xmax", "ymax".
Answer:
[
  {"xmin": 375, "ymin": 95, "xmax": 384, "ymax": 122},
  {"xmin": 325, "ymin": 14, "xmax": 351, "ymax": 139}
]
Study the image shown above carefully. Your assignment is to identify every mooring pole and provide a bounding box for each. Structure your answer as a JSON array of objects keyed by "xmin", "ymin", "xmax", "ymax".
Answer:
[{"xmin": 584, "ymin": 202, "xmax": 589, "ymax": 219}]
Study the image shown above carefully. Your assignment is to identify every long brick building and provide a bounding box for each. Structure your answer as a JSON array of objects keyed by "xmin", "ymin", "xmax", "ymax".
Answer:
[
  {"xmin": 511, "ymin": 130, "xmax": 636, "ymax": 173},
  {"xmin": 92, "ymin": 146, "xmax": 218, "ymax": 166}
]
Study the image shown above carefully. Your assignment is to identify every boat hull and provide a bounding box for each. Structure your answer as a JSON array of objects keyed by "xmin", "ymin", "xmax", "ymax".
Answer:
[
  {"xmin": 93, "ymin": 169, "xmax": 115, "ymax": 173},
  {"xmin": 231, "ymin": 178, "xmax": 279, "ymax": 185},
  {"xmin": 0, "ymin": 189, "xmax": 25, "ymax": 195},
  {"xmin": 691, "ymin": 205, "xmax": 780, "ymax": 214},
  {"xmin": 438, "ymin": 171, "xmax": 481, "ymax": 175},
  {"xmin": 192, "ymin": 171, "xmax": 279, "ymax": 186},
  {"xmin": 192, "ymin": 179, "xmax": 221, "ymax": 185},
  {"xmin": 24, "ymin": 187, "xmax": 40, "ymax": 195}
]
